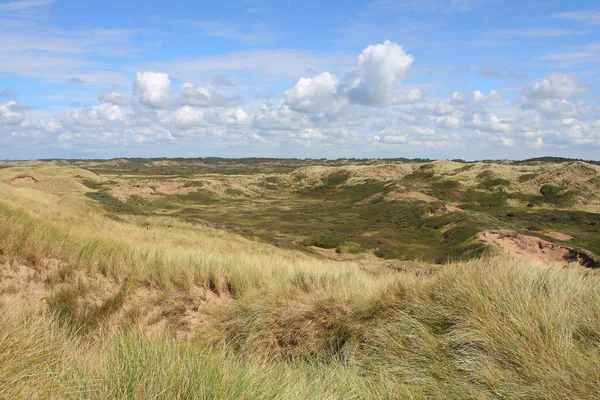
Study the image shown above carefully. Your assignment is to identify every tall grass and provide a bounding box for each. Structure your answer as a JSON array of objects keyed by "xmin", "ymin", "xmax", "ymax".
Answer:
[{"xmin": 2, "ymin": 175, "xmax": 600, "ymax": 398}]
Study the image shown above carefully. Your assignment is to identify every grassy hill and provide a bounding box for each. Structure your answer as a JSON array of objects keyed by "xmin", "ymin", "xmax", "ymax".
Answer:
[{"xmin": 1, "ymin": 159, "xmax": 600, "ymax": 398}]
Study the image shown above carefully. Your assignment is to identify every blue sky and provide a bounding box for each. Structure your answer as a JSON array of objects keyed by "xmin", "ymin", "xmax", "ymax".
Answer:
[{"xmin": 1, "ymin": 0, "xmax": 599, "ymax": 160}]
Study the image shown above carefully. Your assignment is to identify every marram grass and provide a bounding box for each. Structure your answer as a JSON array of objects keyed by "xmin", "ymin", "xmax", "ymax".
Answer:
[{"xmin": 1, "ymin": 172, "xmax": 600, "ymax": 399}]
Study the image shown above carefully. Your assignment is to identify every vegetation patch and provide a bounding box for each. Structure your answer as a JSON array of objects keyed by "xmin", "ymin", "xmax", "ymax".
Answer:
[
  {"xmin": 518, "ymin": 173, "xmax": 538, "ymax": 183},
  {"xmin": 477, "ymin": 178, "xmax": 510, "ymax": 191},
  {"xmin": 85, "ymin": 191, "xmax": 146, "ymax": 214},
  {"xmin": 540, "ymin": 185, "xmax": 579, "ymax": 208},
  {"xmin": 322, "ymin": 170, "xmax": 351, "ymax": 187}
]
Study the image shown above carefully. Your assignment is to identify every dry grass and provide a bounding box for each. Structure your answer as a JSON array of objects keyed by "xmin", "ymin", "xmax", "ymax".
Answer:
[{"xmin": 1, "ymin": 163, "xmax": 600, "ymax": 398}]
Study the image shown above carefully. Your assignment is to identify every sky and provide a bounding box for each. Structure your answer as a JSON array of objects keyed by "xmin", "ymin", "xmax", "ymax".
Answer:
[{"xmin": 1, "ymin": 0, "xmax": 600, "ymax": 160}]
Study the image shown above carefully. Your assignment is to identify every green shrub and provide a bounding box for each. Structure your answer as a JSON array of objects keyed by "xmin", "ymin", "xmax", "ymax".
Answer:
[
  {"xmin": 476, "ymin": 170, "xmax": 494, "ymax": 180},
  {"xmin": 404, "ymin": 169, "xmax": 435, "ymax": 181},
  {"xmin": 518, "ymin": 173, "xmax": 538, "ymax": 183},
  {"xmin": 540, "ymin": 185, "xmax": 578, "ymax": 207},
  {"xmin": 322, "ymin": 170, "xmax": 351, "ymax": 187},
  {"xmin": 478, "ymin": 178, "xmax": 510, "ymax": 191},
  {"xmin": 540, "ymin": 184, "xmax": 564, "ymax": 198}
]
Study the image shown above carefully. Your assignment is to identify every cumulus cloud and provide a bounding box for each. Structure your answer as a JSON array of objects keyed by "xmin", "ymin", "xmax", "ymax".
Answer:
[
  {"xmin": 464, "ymin": 112, "xmax": 512, "ymax": 133},
  {"xmin": 284, "ymin": 72, "xmax": 341, "ymax": 113},
  {"xmin": 0, "ymin": 101, "xmax": 26, "ymax": 125},
  {"xmin": 98, "ymin": 91, "xmax": 128, "ymax": 105},
  {"xmin": 409, "ymin": 126, "xmax": 435, "ymax": 136},
  {"xmin": 166, "ymin": 106, "xmax": 206, "ymax": 128},
  {"xmin": 451, "ymin": 91, "xmax": 468, "ymax": 106},
  {"xmin": 134, "ymin": 72, "xmax": 172, "ymax": 109},
  {"xmin": 434, "ymin": 100, "xmax": 454, "ymax": 116},
  {"xmin": 520, "ymin": 98, "xmax": 579, "ymax": 119},
  {"xmin": 522, "ymin": 73, "xmax": 586, "ymax": 99},
  {"xmin": 59, "ymin": 103, "xmax": 126, "ymax": 129},
  {"xmin": 532, "ymin": 137, "xmax": 544, "ymax": 148},
  {"xmin": 400, "ymin": 113, "xmax": 430, "ymax": 125},
  {"xmin": 204, "ymin": 107, "xmax": 251, "ymax": 126},
  {"xmin": 393, "ymin": 88, "xmax": 424, "ymax": 104},
  {"xmin": 177, "ymin": 83, "xmax": 234, "ymax": 107},
  {"xmin": 7, "ymin": 102, "xmax": 30, "ymax": 112},
  {"xmin": 375, "ymin": 133, "xmax": 408, "ymax": 144},
  {"xmin": 3, "ymin": 46, "xmax": 600, "ymax": 156},
  {"xmin": 279, "ymin": 40, "xmax": 421, "ymax": 121},
  {"xmin": 519, "ymin": 74, "xmax": 588, "ymax": 119},
  {"xmin": 40, "ymin": 119, "xmax": 62, "ymax": 133},
  {"xmin": 253, "ymin": 103, "xmax": 308, "ymax": 132},
  {"xmin": 473, "ymin": 90, "xmax": 501, "ymax": 102},
  {"xmin": 435, "ymin": 116, "xmax": 462, "ymax": 130},
  {"xmin": 345, "ymin": 40, "xmax": 416, "ymax": 106}
]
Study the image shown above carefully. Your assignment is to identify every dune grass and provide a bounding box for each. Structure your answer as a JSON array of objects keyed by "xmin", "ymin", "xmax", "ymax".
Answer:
[{"xmin": 1, "ymin": 165, "xmax": 600, "ymax": 398}]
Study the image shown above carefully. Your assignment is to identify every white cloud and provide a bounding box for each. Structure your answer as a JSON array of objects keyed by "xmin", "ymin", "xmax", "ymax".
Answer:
[
  {"xmin": 167, "ymin": 106, "xmax": 206, "ymax": 128},
  {"xmin": 434, "ymin": 100, "xmax": 454, "ymax": 116},
  {"xmin": 0, "ymin": 101, "xmax": 26, "ymax": 125},
  {"xmin": 204, "ymin": 107, "xmax": 251, "ymax": 126},
  {"xmin": 532, "ymin": 137, "xmax": 544, "ymax": 149},
  {"xmin": 501, "ymin": 138, "xmax": 515, "ymax": 146},
  {"xmin": 520, "ymin": 98, "xmax": 579, "ymax": 119},
  {"xmin": 451, "ymin": 91, "xmax": 468, "ymax": 105},
  {"xmin": 98, "ymin": 91, "xmax": 128, "ymax": 105},
  {"xmin": 59, "ymin": 103, "xmax": 126, "ymax": 129},
  {"xmin": 400, "ymin": 113, "xmax": 430, "ymax": 125},
  {"xmin": 464, "ymin": 112, "xmax": 512, "ymax": 133},
  {"xmin": 296, "ymin": 128, "xmax": 323, "ymax": 140},
  {"xmin": 253, "ymin": 103, "xmax": 308, "ymax": 132},
  {"xmin": 377, "ymin": 134, "xmax": 408, "ymax": 144},
  {"xmin": 473, "ymin": 90, "xmax": 501, "ymax": 102},
  {"xmin": 177, "ymin": 82, "xmax": 234, "ymax": 107},
  {"xmin": 435, "ymin": 116, "xmax": 461, "ymax": 130},
  {"xmin": 522, "ymin": 73, "xmax": 586, "ymax": 99},
  {"xmin": 133, "ymin": 72, "xmax": 172, "ymax": 109},
  {"xmin": 409, "ymin": 126, "xmax": 435, "ymax": 136},
  {"xmin": 40, "ymin": 119, "xmax": 62, "ymax": 133},
  {"xmin": 281, "ymin": 40, "xmax": 421, "ymax": 113},
  {"xmin": 345, "ymin": 40, "xmax": 416, "ymax": 107},
  {"xmin": 283, "ymin": 72, "xmax": 341, "ymax": 113},
  {"xmin": 518, "ymin": 74, "xmax": 590, "ymax": 119},
  {"xmin": 394, "ymin": 88, "xmax": 424, "ymax": 104}
]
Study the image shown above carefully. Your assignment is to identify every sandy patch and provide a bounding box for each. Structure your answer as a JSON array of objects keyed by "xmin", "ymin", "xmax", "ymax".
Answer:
[
  {"xmin": 478, "ymin": 230, "xmax": 593, "ymax": 268},
  {"xmin": 0, "ymin": 261, "xmax": 48, "ymax": 306},
  {"xmin": 126, "ymin": 284, "xmax": 230, "ymax": 338},
  {"xmin": 9, "ymin": 175, "xmax": 38, "ymax": 185},
  {"xmin": 479, "ymin": 231, "xmax": 567, "ymax": 267}
]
